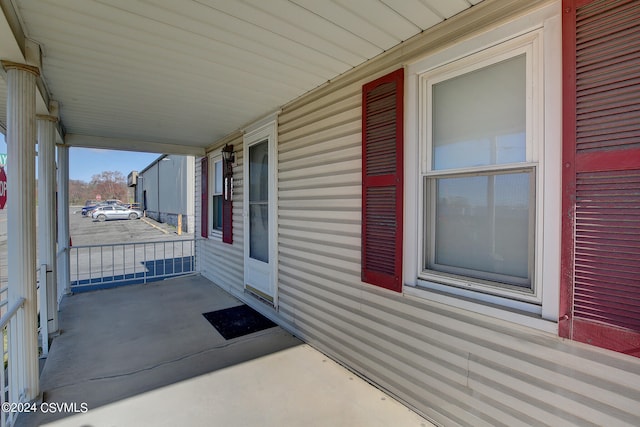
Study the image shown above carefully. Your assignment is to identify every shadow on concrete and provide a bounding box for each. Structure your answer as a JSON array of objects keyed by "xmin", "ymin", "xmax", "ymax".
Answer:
[{"xmin": 15, "ymin": 275, "xmax": 303, "ymax": 426}]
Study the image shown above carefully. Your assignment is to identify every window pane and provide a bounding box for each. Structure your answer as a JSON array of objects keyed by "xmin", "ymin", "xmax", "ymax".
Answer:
[
  {"xmin": 249, "ymin": 140, "xmax": 269, "ymax": 202},
  {"xmin": 249, "ymin": 140, "xmax": 269, "ymax": 262},
  {"xmin": 249, "ymin": 204, "xmax": 269, "ymax": 262},
  {"xmin": 432, "ymin": 54, "xmax": 526, "ymax": 170},
  {"xmin": 428, "ymin": 172, "xmax": 532, "ymax": 287},
  {"xmin": 212, "ymin": 195, "xmax": 223, "ymax": 230},
  {"xmin": 214, "ymin": 160, "xmax": 223, "ymax": 194}
]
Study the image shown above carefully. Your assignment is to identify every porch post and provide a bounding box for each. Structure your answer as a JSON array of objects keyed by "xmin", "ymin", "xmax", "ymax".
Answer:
[
  {"xmin": 2, "ymin": 60, "xmax": 40, "ymax": 401},
  {"xmin": 56, "ymin": 144, "xmax": 70, "ymax": 296},
  {"xmin": 37, "ymin": 113, "xmax": 59, "ymax": 337}
]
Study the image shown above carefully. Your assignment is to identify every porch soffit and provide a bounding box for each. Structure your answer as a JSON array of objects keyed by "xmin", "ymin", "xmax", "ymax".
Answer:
[{"xmin": 1, "ymin": 0, "xmax": 484, "ymax": 154}]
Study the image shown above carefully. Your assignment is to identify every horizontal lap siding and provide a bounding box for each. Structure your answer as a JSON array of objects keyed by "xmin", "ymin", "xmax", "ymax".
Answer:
[
  {"xmin": 190, "ymin": 0, "xmax": 640, "ymax": 424},
  {"xmin": 278, "ymin": 256, "xmax": 640, "ymax": 425},
  {"xmin": 275, "ymin": 3, "xmax": 640, "ymax": 422},
  {"xmin": 279, "ymin": 274, "xmax": 640, "ymax": 426},
  {"xmin": 196, "ymin": 135, "xmax": 244, "ymax": 295},
  {"xmin": 277, "ymin": 78, "xmax": 370, "ymax": 337}
]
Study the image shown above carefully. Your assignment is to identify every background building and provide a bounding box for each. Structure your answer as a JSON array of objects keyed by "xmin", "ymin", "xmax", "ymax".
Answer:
[{"xmin": 129, "ymin": 154, "xmax": 195, "ymax": 234}]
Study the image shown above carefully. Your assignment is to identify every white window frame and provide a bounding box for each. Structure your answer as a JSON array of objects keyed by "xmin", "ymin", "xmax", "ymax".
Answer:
[
  {"xmin": 404, "ymin": 4, "xmax": 562, "ymax": 331},
  {"xmin": 421, "ymin": 32, "xmax": 540, "ymax": 302},
  {"xmin": 208, "ymin": 152, "xmax": 223, "ymax": 240}
]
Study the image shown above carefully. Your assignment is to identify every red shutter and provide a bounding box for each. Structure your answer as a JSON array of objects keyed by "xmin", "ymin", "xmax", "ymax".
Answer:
[
  {"xmin": 200, "ymin": 156, "xmax": 208, "ymax": 238},
  {"xmin": 222, "ymin": 157, "xmax": 233, "ymax": 244},
  {"xmin": 561, "ymin": 0, "xmax": 640, "ymax": 356},
  {"xmin": 361, "ymin": 68, "xmax": 404, "ymax": 292}
]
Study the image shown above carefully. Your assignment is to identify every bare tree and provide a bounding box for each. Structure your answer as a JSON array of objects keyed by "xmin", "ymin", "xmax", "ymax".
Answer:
[
  {"xmin": 69, "ymin": 179, "xmax": 91, "ymax": 205},
  {"xmin": 90, "ymin": 171, "xmax": 128, "ymax": 202},
  {"xmin": 67, "ymin": 171, "xmax": 129, "ymax": 205}
]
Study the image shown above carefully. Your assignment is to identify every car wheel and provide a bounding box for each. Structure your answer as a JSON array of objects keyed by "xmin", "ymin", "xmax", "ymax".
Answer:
[
  {"xmin": 97, "ymin": 214, "xmax": 107, "ymax": 222},
  {"xmin": 128, "ymin": 212, "xmax": 138, "ymax": 220}
]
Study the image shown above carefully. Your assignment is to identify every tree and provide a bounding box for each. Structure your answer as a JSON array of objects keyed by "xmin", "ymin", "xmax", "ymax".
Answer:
[
  {"xmin": 66, "ymin": 171, "xmax": 130, "ymax": 205},
  {"xmin": 69, "ymin": 179, "xmax": 91, "ymax": 205},
  {"xmin": 90, "ymin": 171, "xmax": 128, "ymax": 202}
]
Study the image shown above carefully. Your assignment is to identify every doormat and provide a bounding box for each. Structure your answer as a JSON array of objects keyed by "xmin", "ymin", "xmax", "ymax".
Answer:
[{"xmin": 202, "ymin": 304, "xmax": 277, "ymax": 340}]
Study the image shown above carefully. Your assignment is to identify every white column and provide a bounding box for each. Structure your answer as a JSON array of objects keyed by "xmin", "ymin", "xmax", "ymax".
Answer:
[
  {"xmin": 37, "ymin": 115, "xmax": 58, "ymax": 336},
  {"xmin": 56, "ymin": 145, "xmax": 70, "ymax": 297},
  {"xmin": 2, "ymin": 60, "xmax": 40, "ymax": 402}
]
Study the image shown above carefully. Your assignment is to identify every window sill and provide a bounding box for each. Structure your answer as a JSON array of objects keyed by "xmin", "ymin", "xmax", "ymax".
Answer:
[{"xmin": 404, "ymin": 282, "xmax": 558, "ymax": 334}]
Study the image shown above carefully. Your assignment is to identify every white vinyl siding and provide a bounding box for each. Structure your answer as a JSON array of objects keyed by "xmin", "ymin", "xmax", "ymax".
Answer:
[
  {"xmin": 275, "ymin": 2, "xmax": 639, "ymax": 425},
  {"xmin": 196, "ymin": 133, "xmax": 244, "ymax": 294},
  {"xmin": 194, "ymin": 1, "xmax": 640, "ymax": 425}
]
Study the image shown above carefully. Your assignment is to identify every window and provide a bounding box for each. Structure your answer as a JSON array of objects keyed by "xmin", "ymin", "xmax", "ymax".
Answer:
[
  {"xmin": 403, "ymin": 17, "xmax": 564, "ymax": 322},
  {"xmin": 248, "ymin": 140, "xmax": 269, "ymax": 263},
  {"xmin": 211, "ymin": 157, "xmax": 223, "ymax": 234},
  {"xmin": 421, "ymin": 37, "xmax": 538, "ymax": 299},
  {"xmin": 426, "ymin": 171, "xmax": 534, "ymax": 288},
  {"xmin": 200, "ymin": 157, "xmax": 208, "ymax": 238},
  {"xmin": 204, "ymin": 150, "xmax": 233, "ymax": 243},
  {"xmin": 417, "ymin": 30, "xmax": 543, "ymax": 310}
]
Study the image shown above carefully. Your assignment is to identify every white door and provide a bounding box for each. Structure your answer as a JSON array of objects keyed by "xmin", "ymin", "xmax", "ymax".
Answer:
[{"xmin": 244, "ymin": 122, "xmax": 277, "ymax": 303}]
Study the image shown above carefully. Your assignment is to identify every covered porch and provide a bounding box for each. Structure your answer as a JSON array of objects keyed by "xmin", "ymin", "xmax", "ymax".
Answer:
[
  {"xmin": 4, "ymin": 0, "xmax": 640, "ymax": 425},
  {"xmin": 15, "ymin": 274, "xmax": 430, "ymax": 427},
  {"xmin": 0, "ymin": 1, "xmax": 487, "ymax": 424}
]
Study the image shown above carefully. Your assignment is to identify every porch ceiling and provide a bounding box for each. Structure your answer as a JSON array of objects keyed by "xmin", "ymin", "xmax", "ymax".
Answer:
[{"xmin": 1, "ymin": 0, "xmax": 483, "ymax": 153}]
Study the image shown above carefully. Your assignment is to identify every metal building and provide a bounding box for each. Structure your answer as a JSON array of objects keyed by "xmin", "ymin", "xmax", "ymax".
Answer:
[{"xmin": 130, "ymin": 154, "xmax": 195, "ymax": 234}]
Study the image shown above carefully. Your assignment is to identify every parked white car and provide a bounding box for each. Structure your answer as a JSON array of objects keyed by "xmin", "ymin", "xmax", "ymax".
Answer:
[{"xmin": 92, "ymin": 205, "xmax": 143, "ymax": 222}]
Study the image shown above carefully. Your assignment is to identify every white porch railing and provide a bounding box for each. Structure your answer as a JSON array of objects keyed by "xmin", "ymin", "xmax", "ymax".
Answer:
[
  {"xmin": 1, "ymin": 297, "xmax": 26, "ymax": 427},
  {"xmin": 0, "ymin": 261, "xmax": 43, "ymax": 427},
  {"xmin": 0, "ymin": 286, "xmax": 7, "ymax": 318},
  {"xmin": 57, "ymin": 247, "xmax": 69, "ymax": 303},
  {"xmin": 0, "ymin": 269, "xmax": 6, "ymax": 319},
  {"xmin": 36, "ymin": 264, "xmax": 49, "ymax": 357},
  {"xmin": 0, "ymin": 239, "xmax": 195, "ymax": 427},
  {"xmin": 70, "ymin": 239, "xmax": 195, "ymax": 292}
]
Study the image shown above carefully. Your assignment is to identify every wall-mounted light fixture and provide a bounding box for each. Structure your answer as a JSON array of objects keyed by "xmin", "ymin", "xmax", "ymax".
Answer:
[
  {"xmin": 222, "ymin": 144, "xmax": 235, "ymax": 201},
  {"xmin": 222, "ymin": 144, "xmax": 235, "ymax": 165}
]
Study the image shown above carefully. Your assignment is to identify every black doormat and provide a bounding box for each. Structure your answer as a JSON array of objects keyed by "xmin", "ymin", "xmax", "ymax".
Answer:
[{"xmin": 203, "ymin": 304, "xmax": 277, "ymax": 340}]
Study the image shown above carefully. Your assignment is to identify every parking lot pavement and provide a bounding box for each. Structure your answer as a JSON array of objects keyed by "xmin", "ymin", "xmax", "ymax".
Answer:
[{"xmin": 69, "ymin": 207, "xmax": 192, "ymax": 246}]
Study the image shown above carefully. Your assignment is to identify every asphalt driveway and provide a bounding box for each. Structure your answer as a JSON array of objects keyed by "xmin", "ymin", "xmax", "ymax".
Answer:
[{"xmin": 70, "ymin": 206, "xmax": 189, "ymax": 245}]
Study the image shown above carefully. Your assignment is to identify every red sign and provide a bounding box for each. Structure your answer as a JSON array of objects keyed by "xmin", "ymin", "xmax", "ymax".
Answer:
[{"xmin": 0, "ymin": 167, "xmax": 6, "ymax": 210}]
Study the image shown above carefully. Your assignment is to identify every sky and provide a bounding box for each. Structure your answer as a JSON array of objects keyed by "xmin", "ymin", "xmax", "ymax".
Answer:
[{"xmin": 1, "ymin": 133, "xmax": 159, "ymax": 182}]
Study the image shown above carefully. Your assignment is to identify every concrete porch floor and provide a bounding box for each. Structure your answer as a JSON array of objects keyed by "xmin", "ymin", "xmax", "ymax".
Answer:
[{"xmin": 16, "ymin": 275, "xmax": 433, "ymax": 427}]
